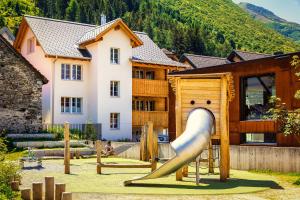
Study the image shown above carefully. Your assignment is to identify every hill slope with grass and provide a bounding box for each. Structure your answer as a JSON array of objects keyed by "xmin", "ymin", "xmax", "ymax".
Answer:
[
  {"xmin": 239, "ymin": 2, "xmax": 300, "ymax": 44},
  {"xmin": 0, "ymin": 0, "xmax": 299, "ymax": 56}
]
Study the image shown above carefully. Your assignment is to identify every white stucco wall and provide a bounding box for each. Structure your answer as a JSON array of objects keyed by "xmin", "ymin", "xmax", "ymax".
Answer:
[
  {"xmin": 87, "ymin": 28, "xmax": 132, "ymax": 140},
  {"xmin": 53, "ymin": 59, "xmax": 90, "ymax": 124},
  {"xmin": 20, "ymin": 28, "xmax": 52, "ymax": 123}
]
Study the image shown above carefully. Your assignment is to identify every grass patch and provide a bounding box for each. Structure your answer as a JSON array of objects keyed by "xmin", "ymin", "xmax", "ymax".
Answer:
[
  {"xmin": 250, "ymin": 169, "xmax": 300, "ymax": 186},
  {"xmin": 20, "ymin": 158, "xmax": 281, "ymax": 195}
]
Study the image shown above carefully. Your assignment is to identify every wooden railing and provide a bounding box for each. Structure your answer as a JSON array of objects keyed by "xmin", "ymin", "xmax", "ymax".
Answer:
[
  {"xmin": 132, "ymin": 111, "xmax": 168, "ymax": 128},
  {"xmin": 132, "ymin": 79, "xmax": 168, "ymax": 97}
]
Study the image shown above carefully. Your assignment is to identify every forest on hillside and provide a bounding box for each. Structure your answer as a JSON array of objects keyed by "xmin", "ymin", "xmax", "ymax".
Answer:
[{"xmin": 0, "ymin": 0, "xmax": 299, "ymax": 57}]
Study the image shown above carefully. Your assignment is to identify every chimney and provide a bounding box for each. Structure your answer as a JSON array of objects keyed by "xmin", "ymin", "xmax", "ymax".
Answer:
[{"xmin": 100, "ymin": 14, "xmax": 106, "ymax": 25}]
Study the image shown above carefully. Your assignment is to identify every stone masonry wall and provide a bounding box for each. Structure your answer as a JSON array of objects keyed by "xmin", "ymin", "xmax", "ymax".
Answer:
[{"xmin": 0, "ymin": 38, "xmax": 44, "ymax": 133}]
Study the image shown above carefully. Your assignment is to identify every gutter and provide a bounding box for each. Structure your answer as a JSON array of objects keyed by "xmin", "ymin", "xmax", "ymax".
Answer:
[{"xmin": 51, "ymin": 56, "xmax": 58, "ymax": 125}]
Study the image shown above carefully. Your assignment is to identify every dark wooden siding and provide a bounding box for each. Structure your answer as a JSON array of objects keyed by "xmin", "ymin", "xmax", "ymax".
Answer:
[{"xmin": 169, "ymin": 53, "xmax": 300, "ymax": 146}]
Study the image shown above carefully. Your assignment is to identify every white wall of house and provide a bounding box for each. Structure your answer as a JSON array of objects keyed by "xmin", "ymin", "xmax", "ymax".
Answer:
[
  {"xmin": 53, "ymin": 59, "xmax": 90, "ymax": 124},
  {"xmin": 87, "ymin": 28, "xmax": 132, "ymax": 140},
  {"xmin": 20, "ymin": 28, "xmax": 53, "ymax": 124}
]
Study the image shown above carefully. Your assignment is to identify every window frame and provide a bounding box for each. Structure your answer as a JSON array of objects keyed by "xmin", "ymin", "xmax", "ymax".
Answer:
[
  {"xmin": 240, "ymin": 132, "xmax": 277, "ymax": 145},
  {"xmin": 110, "ymin": 81, "xmax": 120, "ymax": 97},
  {"xmin": 240, "ymin": 73, "xmax": 276, "ymax": 121},
  {"xmin": 27, "ymin": 37, "xmax": 35, "ymax": 54},
  {"xmin": 110, "ymin": 113, "xmax": 120, "ymax": 130},
  {"xmin": 61, "ymin": 64, "xmax": 82, "ymax": 81},
  {"xmin": 61, "ymin": 97, "xmax": 82, "ymax": 114},
  {"xmin": 110, "ymin": 48, "xmax": 120, "ymax": 65}
]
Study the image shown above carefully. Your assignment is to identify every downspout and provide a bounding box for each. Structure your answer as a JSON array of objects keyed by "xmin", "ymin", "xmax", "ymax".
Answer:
[{"xmin": 51, "ymin": 56, "xmax": 58, "ymax": 124}]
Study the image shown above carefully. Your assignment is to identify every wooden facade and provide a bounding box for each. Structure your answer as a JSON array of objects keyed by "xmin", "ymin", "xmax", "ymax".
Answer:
[
  {"xmin": 132, "ymin": 62, "xmax": 184, "ymax": 137},
  {"xmin": 169, "ymin": 52, "xmax": 300, "ymax": 147}
]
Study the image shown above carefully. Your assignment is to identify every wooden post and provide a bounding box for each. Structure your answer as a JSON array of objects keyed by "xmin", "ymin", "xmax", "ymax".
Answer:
[
  {"xmin": 75, "ymin": 150, "xmax": 80, "ymax": 159},
  {"xmin": 32, "ymin": 182, "xmax": 43, "ymax": 200},
  {"xmin": 220, "ymin": 76, "xmax": 230, "ymax": 181},
  {"xmin": 182, "ymin": 165, "xmax": 189, "ymax": 177},
  {"xmin": 195, "ymin": 155, "xmax": 201, "ymax": 185},
  {"xmin": 55, "ymin": 183, "xmax": 66, "ymax": 200},
  {"xmin": 175, "ymin": 78, "xmax": 183, "ymax": 181},
  {"xmin": 61, "ymin": 192, "xmax": 72, "ymax": 200},
  {"xmin": 96, "ymin": 140, "xmax": 102, "ymax": 174},
  {"xmin": 45, "ymin": 176, "xmax": 54, "ymax": 200},
  {"xmin": 10, "ymin": 181, "xmax": 19, "ymax": 191},
  {"xmin": 146, "ymin": 121, "xmax": 153, "ymax": 162},
  {"xmin": 208, "ymin": 140, "xmax": 214, "ymax": 174},
  {"xmin": 140, "ymin": 125, "xmax": 147, "ymax": 161},
  {"xmin": 21, "ymin": 188, "xmax": 31, "ymax": 200},
  {"xmin": 151, "ymin": 129, "xmax": 158, "ymax": 171},
  {"xmin": 64, "ymin": 122, "xmax": 70, "ymax": 174}
]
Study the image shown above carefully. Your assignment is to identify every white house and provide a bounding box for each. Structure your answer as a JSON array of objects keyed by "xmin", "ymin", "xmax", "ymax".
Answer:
[{"xmin": 13, "ymin": 15, "xmax": 186, "ymax": 140}]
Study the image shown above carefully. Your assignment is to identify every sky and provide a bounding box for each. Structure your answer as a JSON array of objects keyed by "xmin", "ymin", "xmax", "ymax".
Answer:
[{"xmin": 232, "ymin": 0, "xmax": 300, "ymax": 24}]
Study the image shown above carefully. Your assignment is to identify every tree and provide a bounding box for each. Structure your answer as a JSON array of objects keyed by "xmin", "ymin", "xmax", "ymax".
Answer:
[
  {"xmin": 268, "ymin": 56, "xmax": 300, "ymax": 138},
  {"xmin": 65, "ymin": 0, "xmax": 79, "ymax": 21}
]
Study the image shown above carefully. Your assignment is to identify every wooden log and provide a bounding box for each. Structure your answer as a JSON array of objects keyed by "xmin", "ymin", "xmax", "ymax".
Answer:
[
  {"xmin": 99, "ymin": 163, "xmax": 152, "ymax": 168},
  {"xmin": 96, "ymin": 140, "xmax": 102, "ymax": 174},
  {"xmin": 182, "ymin": 165, "xmax": 188, "ymax": 177},
  {"xmin": 61, "ymin": 192, "xmax": 72, "ymax": 200},
  {"xmin": 10, "ymin": 181, "xmax": 19, "ymax": 191},
  {"xmin": 220, "ymin": 76, "xmax": 230, "ymax": 181},
  {"xmin": 21, "ymin": 188, "xmax": 31, "ymax": 200},
  {"xmin": 55, "ymin": 183, "xmax": 66, "ymax": 200},
  {"xmin": 175, "ymin": 78, "xmax": 183, "ymax": 181},
  {"xmin": 64, "ymin": 122, "xmax": 70, "ymax": 174},
  {"xmin": 146, "ymin": 122, "xmax": 153, "ymax": 161},
  {"xmin": 140, "ymin": 125, "xmax": 147, "ymax": 161},
  {"xmin": 32, "ymin": 182, "xmax": 43, "ymax": 200},
  {"xmin": 195, "ymin": 155, "xmax": 201, "ymax": 185},
  {"xmin": 45, "ymin": 176, "xmax": 54, "ymax": 200}
]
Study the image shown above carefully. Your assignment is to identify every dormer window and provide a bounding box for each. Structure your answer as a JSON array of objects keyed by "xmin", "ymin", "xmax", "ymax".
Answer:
[
  {"xmin": 110, "ymin": 48, "xmax": 120, "ymax": 64},
  {"xmin": 27, "ymin": 37, "xmax": 35, "ymax": 54}
]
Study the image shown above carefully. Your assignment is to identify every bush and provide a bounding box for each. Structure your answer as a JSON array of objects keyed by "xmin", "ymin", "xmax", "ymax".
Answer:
[
  {"xmin": 0, "ymin": 139, "xmax": 21, "ymax": 199},
  {"xmin": 46, "ymin": 126, "xmax": 64, "ymax": 140},
  {"xmin": 295, "ymin": 178, "xmax": 300, "ymax": 185},
  {"xmin": 84, "ymin": 123, "xmax": 97, "ymax": 141},
  {"xmin": 70, "ymin": 129, "xmax": 83, "ymax": 140}
]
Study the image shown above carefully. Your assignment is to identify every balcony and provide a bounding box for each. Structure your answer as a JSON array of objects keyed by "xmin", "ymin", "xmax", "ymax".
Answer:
[
  {"xmin": 132, "ymin": 79, "xmax": 168, "ymax": 97},
  {"xmin": 132, "ymin": 111, "xmax": 168, "ymax": 128}
]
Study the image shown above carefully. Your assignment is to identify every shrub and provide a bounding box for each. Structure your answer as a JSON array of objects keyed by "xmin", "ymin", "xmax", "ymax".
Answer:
[
  {"xmin": 84, "ymin": 123, "xmax": 97, "ymax": 141},
  {"xmin": 46, "ymin": 126, "xmax": 64, "ymax": 140},
  {"xmin": 70, "ymin": 129, "xmax": 83, "ymax": 140},
  {"xmin": 295, "ymin": 178, "xmax": 300, "ymax": 185}
]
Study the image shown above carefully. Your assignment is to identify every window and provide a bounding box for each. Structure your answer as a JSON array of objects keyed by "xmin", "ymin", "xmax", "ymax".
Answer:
[
  {"xmin": 61, "ymin": 97, "xmax": 82, "ymax": 113},
  {"xmin": 145, "ymin": 100, "xmax": 155, "ymax": 111},
  {"xmin": 136, "ymin": 100, "xmax": 144, "ymax": 111},
  {"xmin": 61, "ymin": 64, "xmax": 82, "ymax": 80},
  {"xmin": 240, "ymin": 74, "xmax": 276, "ymax": 120},
  {"xmin": 110, "ymin": 48, "xmax": 120, "ymax": 64},
  {"xmin": 134, "ymin": 70, "xmax": 144, "ymax": 79},
  {"xmin": 27, "ymin": 37, "xmax": 35, "ymax": 54},
  {"xmin": 110, "ymin": 113, "xmax": 120, "ymax": 129},
  {"xmin": 72, "ymin": 65, "xmax": 82, "ymax": 80},
  {"xmin": 146, "ymin": 71, "xmax": 155, "ymax": 80},
  {"xmin": 241, "ymin": 133, "xmax": 276, "ymax": 144},
  {"xmin": 110, "ymin": 81, "xmax": 120, "ymax": 97},
  {"xmin": 61, "ymin": 64, "xmax": 70, "ymax": 80}
]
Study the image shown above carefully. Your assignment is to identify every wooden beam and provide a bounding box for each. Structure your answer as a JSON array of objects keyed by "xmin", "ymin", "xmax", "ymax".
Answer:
[
  {"xmin": 96, "ymin": 140, "xmax": 102, "ymax": 174},
  {"xmin": 64, "ymin": 122, "xmax": 70, "ymax": 174},
  {"xmin": 175, "ymin": 77, "xmax": 183, "ymax": 181},
  {"xmin": 98, "ymin": 163, "xmax": 152, "ymax": 168},
  {"xmin": 220, "ymin": 76, "xmax": 230, "ymax": 181}
]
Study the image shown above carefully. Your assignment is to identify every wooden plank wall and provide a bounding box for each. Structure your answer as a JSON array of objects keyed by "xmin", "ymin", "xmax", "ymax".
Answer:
[{"xmin": 175, "ymin": 55, "xmax": 300, "ymax": 146}]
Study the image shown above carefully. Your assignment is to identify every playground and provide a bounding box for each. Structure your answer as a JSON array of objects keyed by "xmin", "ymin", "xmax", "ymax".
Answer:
[{"xmin": 19, "ymin": 158, "xmax": 300, "ymax": 199}]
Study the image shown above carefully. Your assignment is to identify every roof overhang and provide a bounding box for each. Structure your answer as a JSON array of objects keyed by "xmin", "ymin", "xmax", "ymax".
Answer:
[
  {"xmin": 132, "ymin": 59, "xmax": 188, "ymax": 70},
  {"xmin": 79, "ymin": 19, "xmax": 143, "ymax": 48}
]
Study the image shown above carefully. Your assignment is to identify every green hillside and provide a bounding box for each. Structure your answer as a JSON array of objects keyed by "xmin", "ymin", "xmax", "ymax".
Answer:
[
  {"xmin": 239, "ymin": 2, "xmax": 300, "ymax": 44},
  {"xmin": 1, "ymin": 0, "xmax": 299, "ymax": 57}
]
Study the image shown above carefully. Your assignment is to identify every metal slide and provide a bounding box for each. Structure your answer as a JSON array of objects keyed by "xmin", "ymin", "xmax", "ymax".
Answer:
[{"xmin": 124, "ymin": 108, "xmax": 215, "ymax": 185}]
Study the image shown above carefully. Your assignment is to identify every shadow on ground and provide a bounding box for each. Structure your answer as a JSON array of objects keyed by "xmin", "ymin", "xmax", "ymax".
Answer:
[{"xmin": 127, "ymin": 178, "xmax": 283, "ymax": 190}]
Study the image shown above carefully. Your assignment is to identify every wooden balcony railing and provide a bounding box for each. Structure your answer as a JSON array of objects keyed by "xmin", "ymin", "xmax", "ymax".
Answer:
[
  {"xmin": 132, "ymin": 111, "xmax": 168, "ymax": 128},
  {"xmin": 132, "ymin": 79, "xmax": 168, "ymax": 97}
]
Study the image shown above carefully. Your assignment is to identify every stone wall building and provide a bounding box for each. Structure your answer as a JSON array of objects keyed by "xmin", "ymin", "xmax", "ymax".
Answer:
[{"xmin": 0, "ymin": 35, "xmax": 47, "ymax": 134}]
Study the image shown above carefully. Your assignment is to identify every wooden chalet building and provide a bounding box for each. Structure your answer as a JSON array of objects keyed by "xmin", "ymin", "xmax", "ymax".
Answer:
[{"xmin": 175, "ymin": 50, "xmax": 300, "ymax": 147}]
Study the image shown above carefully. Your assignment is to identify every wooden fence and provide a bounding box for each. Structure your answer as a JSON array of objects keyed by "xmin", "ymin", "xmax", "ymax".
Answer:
[{"xmin": 112, "ymin": 142, "xmax": 300, "ymax": 173}]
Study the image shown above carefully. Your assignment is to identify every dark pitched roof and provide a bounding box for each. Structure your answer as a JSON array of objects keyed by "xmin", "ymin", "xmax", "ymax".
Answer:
[
  {"xmin": 170, "ymin": 51, "xmax": 300, "ymax": 76},
  {"xmin": 0, "ymin": 34, "xmax": 48, "ymax": 84},
  {"xmin": 228, "ymin": 50, "xmax": 271, "ymax": 62},
  {"xmin": 180, "ymin": 54, "xmax": 228, "ymax": 69},
  {"xmin": 0, "ymin": 27, "xmax": 15, "ymax": 41}
]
